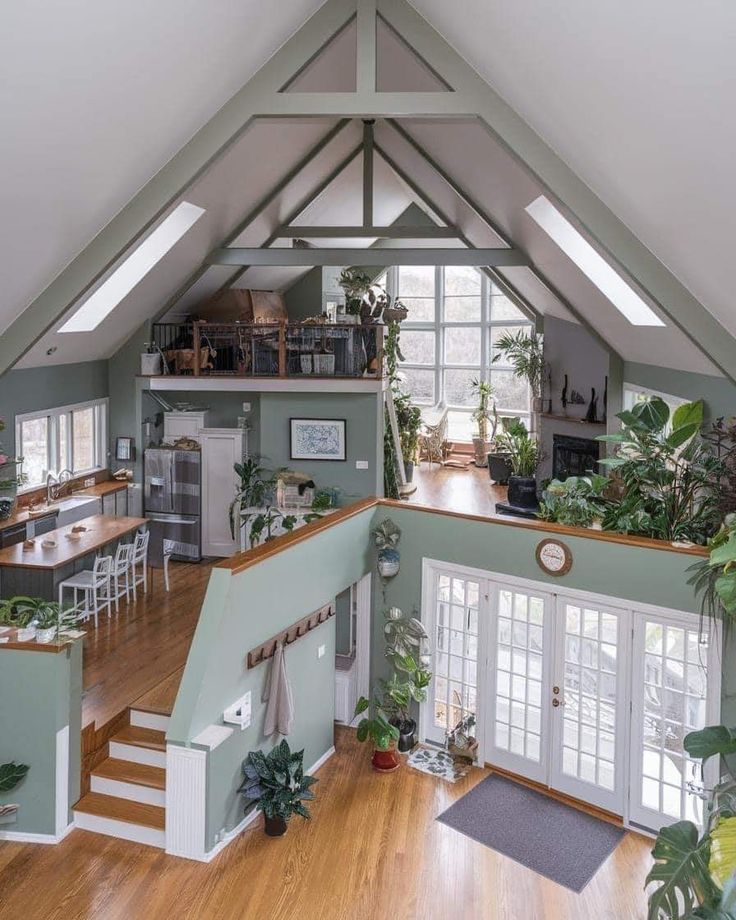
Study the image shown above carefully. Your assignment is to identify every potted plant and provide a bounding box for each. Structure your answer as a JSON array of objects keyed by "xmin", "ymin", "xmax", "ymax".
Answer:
[
  {"xmin": 492, "ymin": 329, "xmax": 546, "ymax": 413},
  {"xmin": 394, "ymin": 392, "xmax": 422, "ymax": 484},
  {"xmin": 538, "ymin": 474, "xmax": 610, "ymax": 529},
  {"xmin": 338, "ymin": 267, "xmax": 372, "ymax": 323},
  {"xmin": 228, "ymin": 457, "xmax": 279, "ymax": 542},
  {"xmin": 470, "ymin": 378, "xmax": 497, "ymax": 468},
  {"xmin": 380, "ymin": 655, "xmax": 431, "ymax": 752},
  {"xmin": 495, "ymin": 420, "xmax": 540, "ymax": 509},
  {"xmin": 373, "ymin": 519, "xmax": 401, "ymax": 578},
  {"xmin": 354, "ymin": 695, "xmax": 401, "ymax": 772},
  {"xmin": 238, "ymin": 739, "xmax": 317, "ymax": 837},
  {"xmin": 33, "ymin": 601, "xmax": 77, "ymax": 644},
  {"xmin": 0, "ymin": 596, "xmax": 40, "ymax": 641}
]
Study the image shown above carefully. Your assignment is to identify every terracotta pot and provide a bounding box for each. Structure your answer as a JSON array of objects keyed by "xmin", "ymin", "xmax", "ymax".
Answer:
[
  {"xmin": 264, "ymin": 815, "xmax": 288, "ymax": 837},
  {"xmin": 371, "ymin": 747, "xmax": 401, "ymax": 773}
]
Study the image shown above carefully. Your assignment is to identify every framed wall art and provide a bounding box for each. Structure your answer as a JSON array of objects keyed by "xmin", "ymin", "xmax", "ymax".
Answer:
[{"xmin": 290, "ymin": 418, "xmax": 346, "ymax": 461}]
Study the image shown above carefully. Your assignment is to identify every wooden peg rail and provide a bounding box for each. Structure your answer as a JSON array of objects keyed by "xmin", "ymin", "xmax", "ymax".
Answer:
[{"xmin": 247, "ymin": 602, "xmax": 335, "ymax": 669}]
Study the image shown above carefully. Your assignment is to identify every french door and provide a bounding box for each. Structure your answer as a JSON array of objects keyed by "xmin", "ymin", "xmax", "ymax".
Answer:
[{"xmin": 422, "ymin": 560, "xmax": 719, "ymax": 827}]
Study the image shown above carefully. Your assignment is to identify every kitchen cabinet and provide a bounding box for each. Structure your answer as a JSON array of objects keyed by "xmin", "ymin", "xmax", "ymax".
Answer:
[
  {"xmin": 199, "ymin": 428, "xmax": 244, "ymax": 557},
  {"xmin": 0, "ymin": 522, "xmax": 28, "ymax": 549},
  {"xmin": 114, "ymin": 488, "xmax": 129, "ymax": 516},
  {"xmin": 163, "ymin": 411, "xmax": 209, "ymax": 444},
  {"xmin": 102, "ymin": 493, "xmax": 116, "ymax": 516}
]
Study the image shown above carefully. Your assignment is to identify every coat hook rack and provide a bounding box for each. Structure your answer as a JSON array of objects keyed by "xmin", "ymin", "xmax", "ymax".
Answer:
[{"xmin": 247, "ymin": 602, "xmax": 335, "ymax": 669}]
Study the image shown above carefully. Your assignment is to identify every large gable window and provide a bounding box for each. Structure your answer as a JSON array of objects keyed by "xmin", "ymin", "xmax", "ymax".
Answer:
[
  {"xmin": 390, "ymin": 266, "xmax": 533, "ymax": 442},
  {"xmin": 15, "ymin": 399, "xmax": 108, "ymax": 489}
]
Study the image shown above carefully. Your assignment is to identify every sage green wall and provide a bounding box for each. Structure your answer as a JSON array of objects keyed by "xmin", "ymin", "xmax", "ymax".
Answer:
[
  {"xmin": 259, "ymin": 392, "xmax": 382, "ymax": 500},
  {"xmin": 168, "ymin": 507, "xmax": 374, "ymax": 850},
  {"xmin": 624, "ymin": 362, "xmax": 736, "ymax": 422},
  {"xmin": 335, "ymin": 586, "xmax": 352, "ymax": 655},
  {"xmin": 0, "ymin": 361, "xmax": 109, "ymax": 461},
  {"xmin": 0, "ymin": 642, "xmax": 82, "ymax": 836}
]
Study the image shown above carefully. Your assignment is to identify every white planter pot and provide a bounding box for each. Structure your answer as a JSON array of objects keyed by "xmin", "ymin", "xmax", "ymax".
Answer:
[
  {"xmin": 35, "ymin": 626, "xmax": 57, "ymax": 644},
  {"xmin": 300, "ymin": 355, "xmax": 313, "ymax": 375},
  {"xmin": 141, "ymin": 353, "xmax": 162, "ymax": 376},
  {"xmin": 16, "ymin": 626, "xmax": 37, "ymax": 642},
  {"xmin": 313, "ymin": 354, "xmax": 335, "ymax": 375}
]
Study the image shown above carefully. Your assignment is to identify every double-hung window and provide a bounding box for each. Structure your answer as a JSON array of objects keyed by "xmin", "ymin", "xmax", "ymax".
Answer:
[
  {"xmin": 15, "ymin": 399, "xmax": 108, "ymax": 489},
  {"xmin": 390, "ymin": 266, "xmax": 533, "ymax": 442}
]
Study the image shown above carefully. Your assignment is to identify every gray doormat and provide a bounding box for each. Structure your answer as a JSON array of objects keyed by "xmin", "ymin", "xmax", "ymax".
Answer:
[{"xmin": 436, "ymin": 773, "xmax": 626, "ymax": 892}]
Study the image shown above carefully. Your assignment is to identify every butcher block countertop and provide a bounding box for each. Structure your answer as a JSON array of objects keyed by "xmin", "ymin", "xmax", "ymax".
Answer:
[
  {"xmin": 0, "ymin": 479, "xmax": 129, "ymax": 533},
  {"xmin": 0, "ymin": 515, "xmax": 146, "ymax": 570}
]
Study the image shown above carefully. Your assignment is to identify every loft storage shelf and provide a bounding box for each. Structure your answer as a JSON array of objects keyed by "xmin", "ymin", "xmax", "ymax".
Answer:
[
  {"xmin": 151, "ymin": 321, "xmax": 382, "ymax": 380},
  {"xmin": 142, "ymin": 376, "xmax": 383, "ymax": 394},
  {"xmin": 541, "ymin": 413, "xmax": 606, "ymax": 428}
]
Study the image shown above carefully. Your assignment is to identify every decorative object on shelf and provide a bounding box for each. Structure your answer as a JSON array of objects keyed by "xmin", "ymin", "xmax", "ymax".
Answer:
[
  {"xmin": 602, "ymin": 375, "xmax": 608, "ymax": 424},
  {"xmin": 470, "ymin": 378, "xmax": 497, "ymax": 468},
  {"xmin": 223, "ymin": 692, "xmax": 252, "ymax": 731},
  {"xmin": 585, "ymin": 387, "xmax": 598, "ymax": 424},
  {"xmin": 238, "ymin": 739, "xmax": 317, "ymax": 837},
  {"xmin": 112, "ymin": 467, "xmax": 134, "ymax": 481},
  {"xmin": 569, "ymin": 389, "xmax": 586, "ymax": 405},
  {"xmin": 535, "ymin": 539, "xmax": 573, "ymax": 576},
  {"xmin": 546, "ymin": 369, "xmax": 553, "ymax": 414},
  {"xmin": 353, "ymin": 695, "xmax": 401, "ymax": 772},
  {"xmin": 561, "ymin": 373, "xmax": 569, "ymax": 413},
  {"xmin": 445, "ymin": 713, "xmax": 479, "ymax": 763},
  {"xmin": 373, "ymin": 518, "xmax": 401, "ymax": 578},
  {"xmin": 290, "ymin": 418, "xmax": 346, "ymax": 461},
  {"xmin": 115, "ymin": 437, "xmax": 135, "ymax": 462},
  {"xmin": 0, "ymin": 761, "xmax": 29, "ymax": 826},
  {"xmin": 247, "ymin": 603, "xmax": 334, "ymax": 669},
  {"xmin": 492, "ymin": 329, "xmax": 547, "ymax": 414},
  {"xmin": 276, "ymin": 471, "xmax": 315, "ymax": 509},
  {"xmin": 140, "ymin": 343, "xmax": 165, "ymax": 376}
]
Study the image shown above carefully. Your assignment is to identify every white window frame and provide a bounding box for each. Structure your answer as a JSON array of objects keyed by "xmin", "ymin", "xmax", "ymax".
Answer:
[
  {"xmin": 15, "ymin": 398, "xmax": 109, "ymax": 491},
  {"xmin": 389, "ymin": 266, "xmax": 533, "ymax": 441},
  {"xmin": 623, "ymin": 383, "xmax": 687, "ymax": 413}
]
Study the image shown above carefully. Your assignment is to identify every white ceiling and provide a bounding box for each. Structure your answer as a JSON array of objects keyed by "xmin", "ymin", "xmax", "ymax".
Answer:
[{"xmin": 4, "ymin": 0, "xmax": 734, "ymax": 379}]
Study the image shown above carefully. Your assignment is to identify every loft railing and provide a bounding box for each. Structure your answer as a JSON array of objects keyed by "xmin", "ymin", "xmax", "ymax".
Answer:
[{"xmin": 151, "ymin": 321, "xmax": 384, "ymax": 379}]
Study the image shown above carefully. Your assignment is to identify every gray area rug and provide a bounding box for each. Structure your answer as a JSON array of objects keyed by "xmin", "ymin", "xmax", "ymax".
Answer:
[{"xmin": 436, "ymin": 773, "xmax": 626, "ymax": 892}]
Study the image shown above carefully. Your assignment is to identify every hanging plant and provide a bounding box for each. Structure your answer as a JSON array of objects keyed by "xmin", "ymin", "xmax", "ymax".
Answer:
[{"xmin": 373, "ymin": 518, "xmax": 401, "ymax": 578}]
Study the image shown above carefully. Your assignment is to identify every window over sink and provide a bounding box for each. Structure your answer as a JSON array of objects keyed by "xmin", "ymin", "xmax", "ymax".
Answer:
[{"xmin": 15, "ymin": 398, "xmax": 108, "ymax": 489}]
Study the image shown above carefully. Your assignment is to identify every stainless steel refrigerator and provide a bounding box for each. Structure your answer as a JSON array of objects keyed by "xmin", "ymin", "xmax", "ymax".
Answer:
[{"xmin": 144, "ymin": 448, "xmax": 201, "ymax": 563}]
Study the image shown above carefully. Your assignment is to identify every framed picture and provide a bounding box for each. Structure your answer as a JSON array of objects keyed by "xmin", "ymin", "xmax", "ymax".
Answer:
[
  {"xmin": 115, "ymin": 437, "xmax": 135, "ymax": 461},
  {"xmin": 290, "ymin": 418, "xmax": 346, "ymax": 461}
]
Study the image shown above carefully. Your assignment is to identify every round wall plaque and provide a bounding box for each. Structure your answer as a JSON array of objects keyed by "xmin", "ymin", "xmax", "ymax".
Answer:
[{"xmin": 535, "ymin": 539, "xmax": 573, "ymax": 576}]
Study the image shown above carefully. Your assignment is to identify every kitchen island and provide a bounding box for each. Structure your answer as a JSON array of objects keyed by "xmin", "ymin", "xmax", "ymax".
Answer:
[{"xmin": 0, "ymin": 514, "xmax": 147, "ymax": 600}]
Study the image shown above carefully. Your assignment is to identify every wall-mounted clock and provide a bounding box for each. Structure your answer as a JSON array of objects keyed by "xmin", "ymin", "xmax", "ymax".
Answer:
[{"xmin": 535, "ymin": 539, "xmax": 573, "ymax": 576}]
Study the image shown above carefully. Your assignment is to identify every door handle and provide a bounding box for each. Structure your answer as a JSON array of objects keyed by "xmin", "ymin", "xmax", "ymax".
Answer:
[{"xmin": 552, "ymin": 698, "xmax": 565, "ymax": 708}]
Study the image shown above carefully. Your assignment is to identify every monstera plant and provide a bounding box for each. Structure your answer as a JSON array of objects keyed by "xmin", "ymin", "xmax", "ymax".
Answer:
[{"xmin": 647, "ymin": 725, "xmax": 736, "ymax": 918}]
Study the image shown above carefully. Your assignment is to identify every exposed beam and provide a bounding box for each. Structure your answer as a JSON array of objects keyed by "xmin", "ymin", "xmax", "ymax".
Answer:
[
  {"xmin": 209, "ymin": 247, "xmax": 529, "ymax": 267},
  {"xmin": 259, "ymin": 92, "xmax": 471, "ymax": 117},
  {"xmin": 275, "ymin": 225, "xmax": 460, "ymax": 239},
  {"xmin": 378, "ymin": 0, "xmax": 736, "ymax": 382},
  {"xmin": 153, "ymin": 119, "xmax": 353, "ymax": 322},
  {"xmin": 362, "ymin": 120, "xmax": 375, "ymax": 227},
  {"xmin": 356, "ymin": 0, "xmax": 377, "ymax": 93},
  {"xmin": 373, "ymin": 143, "xmax": 540, "ymax": 325},
  {"xmin": 0, "ymin": 0, "xmax": 359, "ymax": 374}
]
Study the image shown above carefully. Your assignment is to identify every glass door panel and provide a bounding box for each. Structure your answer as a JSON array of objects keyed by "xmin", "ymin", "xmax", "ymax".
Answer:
[
  {"xmin": 426, "ymin": 571, "xmax": 483, "ymax": 749},
  {"xmin": 549, "ymin": 599, "xmax": 629, "ymax": 814},
  {"xmin": 486, "ymin": 585, "xmax": 552, "ymax": 783},
  {"xmin": 630, "ymin": 614, "xmax": 717, "ymax": 831}
]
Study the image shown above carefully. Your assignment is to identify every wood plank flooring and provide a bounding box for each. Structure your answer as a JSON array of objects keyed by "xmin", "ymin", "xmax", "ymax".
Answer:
[
  {"xmin": 409, "ymin": 460, "xmax": 508, "ymax": 517},
  {"xmin": 81, "ymin": 561, "xmax": 211, "ymax": 730},
  {"xmin": 0, "ymin": 727, "xmax": 653, "ymax": 920}
]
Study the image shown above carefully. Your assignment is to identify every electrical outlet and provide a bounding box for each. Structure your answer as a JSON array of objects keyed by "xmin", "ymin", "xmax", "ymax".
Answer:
[
  {"xmin": 318, "ymin": 645, "xmax": 326, "ymax": 659},
  {"xmin": 355, "ymin": 460, "xmax": 369, "ymax": 470},
  {"xmin": 84, "ymin": 477, "xmax": 95, "ymax": 487},
  {"xmin": 242, "ymin": 402, "xmax": 251, "ymax": 413}
]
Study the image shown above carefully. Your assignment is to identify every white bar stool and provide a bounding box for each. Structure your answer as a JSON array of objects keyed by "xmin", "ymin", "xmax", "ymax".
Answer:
[
  {"xmin": 58, "ymin": 555, "xmax": 113, "ymax": 628},
  {"xmin": 131, "ymin": 529, "xmax": 150, "ymax": 599},
  {"xmin": 107, "ymin": 542, "xmax": 134, "ymax": 613}
]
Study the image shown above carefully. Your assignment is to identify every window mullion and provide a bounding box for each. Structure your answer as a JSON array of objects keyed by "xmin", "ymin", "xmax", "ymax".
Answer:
[{"xmin": 436, "ymin": 266, "xmax": 443, "ymax": 405}]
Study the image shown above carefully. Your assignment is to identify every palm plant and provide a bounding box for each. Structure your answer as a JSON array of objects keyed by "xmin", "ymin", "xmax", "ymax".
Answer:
[{"xmin": 492, "ymin": 330, "xmax": 546, "ymax": 401}]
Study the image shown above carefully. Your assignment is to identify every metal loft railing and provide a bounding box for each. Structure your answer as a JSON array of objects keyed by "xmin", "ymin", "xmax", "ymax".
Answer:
[{"xmin": 151, "ymin": 321, "xmax": 384, "ymax": 379}]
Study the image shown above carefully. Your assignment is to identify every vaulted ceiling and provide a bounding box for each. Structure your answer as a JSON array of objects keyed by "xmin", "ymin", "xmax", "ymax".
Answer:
[{"xmin": 3, "ymin": 0, "xmax": 735, "ymax": 380}]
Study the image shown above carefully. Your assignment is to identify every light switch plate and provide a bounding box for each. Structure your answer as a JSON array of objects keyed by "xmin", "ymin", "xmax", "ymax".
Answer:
[
  {"xmin": 355, "ymin": 460, "xmax": 369, "ymax": 470},
  {"xmin": 242, "ymin": 402, "xmax": 251, "ymax": 413},
  {"xmin": 318, "ymin": 645, "xmax": 326, "ymax": 659}
]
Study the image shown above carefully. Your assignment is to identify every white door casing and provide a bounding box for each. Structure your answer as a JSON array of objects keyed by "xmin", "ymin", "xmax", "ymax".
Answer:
[{"xmin": 199, "ymin": 428, "xmax": 244, "ymax": 557}]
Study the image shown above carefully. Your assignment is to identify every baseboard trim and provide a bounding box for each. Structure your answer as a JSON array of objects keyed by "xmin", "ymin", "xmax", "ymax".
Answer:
[
  {"xmin": 197, "ymin": 745, "xmax": 337, "ymax": 863},
  {"xmin": 0, "ymin": 822, "xmax": 74, "ymax": 845}
]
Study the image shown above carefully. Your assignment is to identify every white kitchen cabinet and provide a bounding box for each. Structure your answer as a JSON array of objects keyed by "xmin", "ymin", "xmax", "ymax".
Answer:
[
  {"xmin": 199, "ymin": 428, "xmax": 245, "ymax": 557},
  {"xmin": 163, "ymin": 411, "xmax": 209, "ymax": 445}
]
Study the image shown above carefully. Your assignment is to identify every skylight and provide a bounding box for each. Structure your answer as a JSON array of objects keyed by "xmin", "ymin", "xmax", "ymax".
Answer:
[
  {"xmin": 525, "ymin": 195, "xmax": 665, "ymax": 327},
  {"xmin": 59, "ymin": 201, "xmax": 205, "ymax": 333}
]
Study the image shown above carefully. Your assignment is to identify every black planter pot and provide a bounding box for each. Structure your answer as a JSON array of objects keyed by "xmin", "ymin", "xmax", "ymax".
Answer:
[
  {"xmin": 404, "ymin": 461, "xmax": 415, "ymax": 484},
  {"xmin": 264, "ymin": 814, "xmax": 288, "ymax": 837},
  {"xmin": 507, "ymin": 475, "xmax": 539, "ymax": 509},
  {"xmin": 487, "ymin": 452, "xmax": 512, "ymax": 485},
  {"xmin": 390, "ymin": 717, "xmax": 417, "ymax": 752}
]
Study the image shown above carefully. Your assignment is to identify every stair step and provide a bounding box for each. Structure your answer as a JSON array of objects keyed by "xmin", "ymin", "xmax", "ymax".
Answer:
[
  {"xmin": 109, "ymin": 725, "xmax": 167, "ymax": 768},
  {"xmin": 74, "ymin": 792, "xmax": 165, "ymax": 848},
  {"xmin": 93, "ymin": 758, "xmax": 166, "ymax": 789},
  {"xmin": 130, "ymin": 709, "xmax": 171, "ymax": 732}
]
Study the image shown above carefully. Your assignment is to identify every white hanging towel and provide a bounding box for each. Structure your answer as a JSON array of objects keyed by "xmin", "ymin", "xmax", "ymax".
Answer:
[{"xmin": 263, "ymin": 641, "xmax": 294, "ymax": 737}]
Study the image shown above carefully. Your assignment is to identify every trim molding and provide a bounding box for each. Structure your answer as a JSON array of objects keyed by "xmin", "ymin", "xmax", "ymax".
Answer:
[{"xmin": 0, "ymin": 822, "xmax": 74, "ymax": 845}]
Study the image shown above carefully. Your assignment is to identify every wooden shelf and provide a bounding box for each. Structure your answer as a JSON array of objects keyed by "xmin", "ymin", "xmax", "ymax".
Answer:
[{"xmin": 540, "ymin": 413, "xmax": 606, "ymax": 428}]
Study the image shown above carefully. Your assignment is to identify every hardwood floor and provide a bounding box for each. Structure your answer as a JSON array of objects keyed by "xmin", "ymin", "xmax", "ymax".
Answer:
[
  {"xmin": 81, "ymin": 560, "xmax": 211, "ymax": 730},
  {"xmin": 409, "ymin": 459, "xmax": 508, "ymax": 517},
  {"xmin": 0, "ymin": 727, "xmax": 653, "ymax": 920}
]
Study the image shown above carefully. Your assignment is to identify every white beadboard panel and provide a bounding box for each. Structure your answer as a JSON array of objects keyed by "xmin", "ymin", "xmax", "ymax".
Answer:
[
  {"xmin": 166, "ymin": 744, "xmax": 207, "ymax": 859},
  {"xmin": 55, "ymin": 725, "xmax": 70, "ymax": 838}
]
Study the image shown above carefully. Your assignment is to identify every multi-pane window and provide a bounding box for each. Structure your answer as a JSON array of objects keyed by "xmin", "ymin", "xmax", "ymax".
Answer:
[
  {"xmin": 15, "ymin": 399, "xmax": 108, "ymax": 489},
  {"xmin": 390, "ymin": 266, "xmax": 533, "ymax": 441}
]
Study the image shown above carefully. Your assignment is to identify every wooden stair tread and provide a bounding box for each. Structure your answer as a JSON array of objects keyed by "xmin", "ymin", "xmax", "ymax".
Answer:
[
  {"xmin": 74, "ymin": 792, "xmax": 165, "ymax": 830},
  {"xmin": 112, "ymin": 725, "xmax": 166, "ymax": 751},
  {"xmin": 92, "ymin": 758, "xmax": 166, "ymax": 790},
  {"xmin": 132, "ymin": 668, "xmax": 182, "ymax": 716}
]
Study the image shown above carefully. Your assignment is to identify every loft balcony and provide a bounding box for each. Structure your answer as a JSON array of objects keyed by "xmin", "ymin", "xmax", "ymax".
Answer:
[{"xmin": 150, "ymin": 321, "xmax": 383, "ymax": 381}]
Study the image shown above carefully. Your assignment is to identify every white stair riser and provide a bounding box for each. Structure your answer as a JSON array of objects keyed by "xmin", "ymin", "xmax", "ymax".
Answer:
[
  {"xmin": 73, "ymin": 811, "xmax": 164, "ymax": 848},
  {"xmin": 109, "ymin": 741, "xmax": 166, "ymax": 769},
  {"xmin": 91, "ymin": 775, "xmax": 166, "ymax": 808},
  {"xmin": 130, "ymin": 710, "xmax": 171, "ymax": 732}
]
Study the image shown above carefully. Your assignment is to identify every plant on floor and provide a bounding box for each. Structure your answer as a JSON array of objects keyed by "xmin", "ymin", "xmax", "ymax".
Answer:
[
  {"xmin": 688, "ymin": 514, "xmax": 736, "ymax": 627},
  {"xmin": 354, "ymin": 695, "xmax": 401, "ymax": 771},
  {"xmin": 492, "ymin": 330, "xmax": 546, "ymax": 408},
  {"xmin": 470, "ymin": 378, "xmax": 497, "ymax": 468},
  {"xmin": 238, "ymin": 739, "xmax": 317, "ymax": 837},
  {"xmin": 394, "ymin": 392, "xmax": 422, "ymax": 481},
  {"xmin": 646, "ymin": 724, "xmax": 736, "ymax": 919},
  {"xmin": 597, "ymin": 398, "xmax": 723, "ymax": 545},
  {"xmin": 229, "ymin": 457, "xmax": 280, "ymax": 539},
  {"xmin": 381, "ymin": 606, "xmax": 432, "ymax": 751},
  {"xmin": 538, "ymin": 474, "xmax": 610, "ymax": 528}
]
